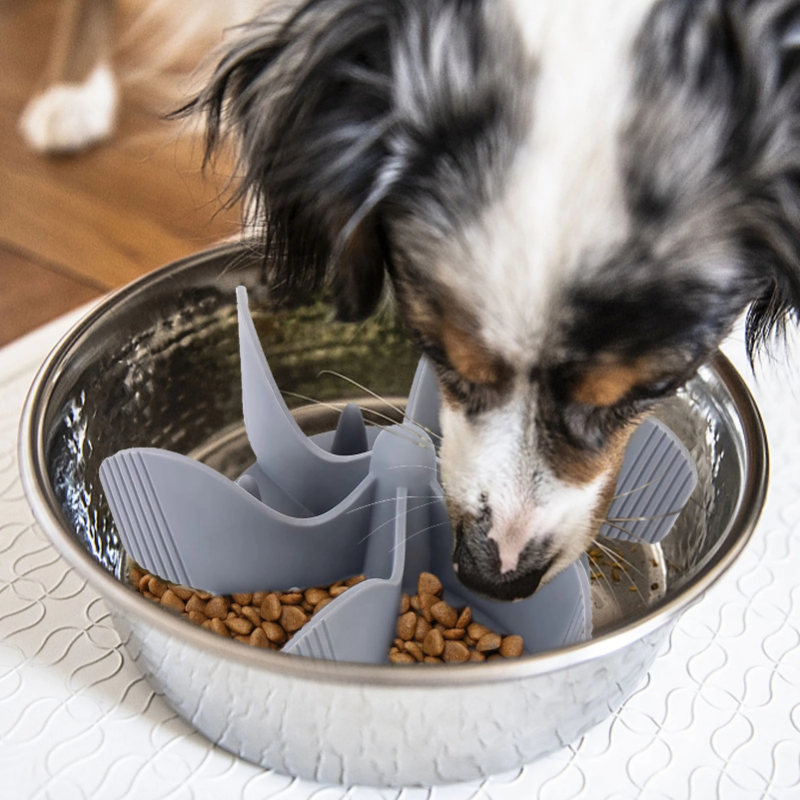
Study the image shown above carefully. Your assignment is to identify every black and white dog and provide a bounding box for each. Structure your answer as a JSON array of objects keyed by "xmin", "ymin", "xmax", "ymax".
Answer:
[{"xmin": 192, "ymin": 0, "xmax": 800, "ymax": 601}]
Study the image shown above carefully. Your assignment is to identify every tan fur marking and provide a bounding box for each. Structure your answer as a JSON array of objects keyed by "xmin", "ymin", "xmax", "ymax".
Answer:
[
  {"xmin": 441, "ymin": 319, "xmax": 507, "ymax": 386},
  {"xmin": 572, "ymin": 358, "xmax": 661, "ymax": 407},
  {"xmin": 549, "ymin": 418, "xmax": 641, "ymax": 487}
]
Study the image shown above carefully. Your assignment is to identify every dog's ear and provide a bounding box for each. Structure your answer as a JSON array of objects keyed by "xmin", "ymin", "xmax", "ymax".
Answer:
[
  {"xmin": 189, "ymin": 1, "xmax": 400, "ymax": 320},
  {"xmin": 725, "ymin": 0, "xmax": 800, "ymax": 360},
  {"xmin": 629, "ymin": 0, "xmax": 800, "ymax": 362}
]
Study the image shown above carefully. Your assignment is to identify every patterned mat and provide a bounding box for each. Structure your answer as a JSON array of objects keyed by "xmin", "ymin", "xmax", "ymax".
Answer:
[{"xmin": 1, "ymin": 309, "xmax": 798, "ymax": 800}]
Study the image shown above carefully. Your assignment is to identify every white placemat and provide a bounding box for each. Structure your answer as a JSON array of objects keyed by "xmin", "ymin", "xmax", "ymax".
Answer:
[{"xmin": 1, "ymin": 308, "xmax": 798, "ymax": 800}]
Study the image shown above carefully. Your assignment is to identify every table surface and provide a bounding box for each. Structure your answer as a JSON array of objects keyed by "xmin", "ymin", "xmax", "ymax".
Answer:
[{"xmin": 1, "ymin": 306, "xmax": 799, "ymax": 800}]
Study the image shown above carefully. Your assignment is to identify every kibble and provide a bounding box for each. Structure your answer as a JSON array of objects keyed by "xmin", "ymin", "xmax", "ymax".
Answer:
[
  {"xmin": 205, "ymin": 596, "xmax": 229, "ymax": 620},
  {"xmin": 208, "ymin": 618, "xmax": 229, "ymax": 637},
  {"xmin": 129, "ymin": 564, "xmax": 525, "ymax": 665},
  {"xmin": 397, "ymin": 611, "xmax": 417, "ymax": 641},
  {"xmin": 422, "ymin": 628, "xmax": 445, "ymax": 657},
  {"xmin": 414, "ymin": 616, "xmax": 432, "ymax": 642},
  {"xmin": 242, "ymin": 606, "xmax": 262, "ymax": 627},
  {"xmin": 171, "ymin": 585, "xmax": 194, "ymax": 602},
  {"xmin": 387, "ymin": 574, "xmax": 526, "ymax": 666},
  {"xmin": 476, "ymin": 632, "xmax": 502, "ymax": 653},
  {"xmin": 404, "ymin": 641, "xmax": 424, "ymax": 662},
  {"xmin": 148, "ymin": 576, "xmax": 168, "ymax": 598},
  {"xmin": 304, "ymin": 588, "xmax": 329, "ymax": 606},
  {"xmin": 443, "ymin": 640, "xmax": 470, "ymax": 663},
  {"xmin": 399, "ymin": 593, "xmax": 411, "ymax": 614},
  {"xmin": 160, "ymin": 589, "xmax": 185, "ymax": 613},
  {"xmin": 418, "ymin": 593, "xmax": 438, "ymax": 622},
  {"xmin": 431, "ymin": 601, "xmax": 458, "ymax": 628},
  {"xmin": 225, "ymin": 616, "xmax": 254, "ymax": 636},
  {"xmin": 185, "ymin": 594, "xmax": 207, "ymax": 615},
  {"xmin": 314, "ymin": 597, "xmax": 334, "ymax": 614},
  {"xmin": 417, "ymin": 572, "xmax": 443, "ymax": 596},
  {"xmin": 260, "ymin": 593, "xmax": 282, "ymax": 622},
  {"xmin": 390, "ymin": 652, "xmax": 416, "ymax": 664},
  {"xmin": 499, "ymin": 635, "xmax": 524, "ymax": 658},
  {"xmin": 262, "ymin": 621, "xmax": 287, "ymax": 645},
  {"xmin": 280, "ymin": 605, "xmax": 308, "ymax": 633},
  {"xmin": 467, "ymin": 623, "xmax": 490, "ymax": 641}
]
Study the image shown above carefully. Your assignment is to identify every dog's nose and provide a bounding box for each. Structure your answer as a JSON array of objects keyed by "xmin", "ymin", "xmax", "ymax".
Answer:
[{"xmin": 453, "ymin": 523, "xmax": 550, "ymax": 601}]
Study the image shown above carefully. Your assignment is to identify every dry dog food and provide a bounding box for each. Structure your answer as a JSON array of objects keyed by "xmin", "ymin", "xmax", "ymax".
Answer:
[
  {"xmin": 129, "ymin": 565, "xmax": 524, "ymax": 663},
  {"xmin": 129, "ymin": 564, "xmax": 362, "ymax": 649},
  {"xmin": 389, "ymin": 572, "xmax": 524, "ymax": 664}
]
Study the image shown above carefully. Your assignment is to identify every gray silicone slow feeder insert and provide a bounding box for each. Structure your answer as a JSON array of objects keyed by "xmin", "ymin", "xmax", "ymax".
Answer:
[{"xmin": 99, "ymin": 287, "xmax": 696, "ymax": 664}]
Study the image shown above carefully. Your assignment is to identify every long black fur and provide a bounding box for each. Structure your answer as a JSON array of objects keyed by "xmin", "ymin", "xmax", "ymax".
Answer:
[
  {"xmin": 192, "ymin": 0, "xmax": 800, "ymax": 359},
  {"xmin": 624, "ymin": 0, "xmax": 800, "ymax": 365},
  {"xmin": 188, "ymin": 0, "xmax": 532, "ymax": 320}
]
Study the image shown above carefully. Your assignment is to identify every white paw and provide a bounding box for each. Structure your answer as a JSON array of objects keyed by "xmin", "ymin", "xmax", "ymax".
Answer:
[{"xmin": 19, "ymin": 65, "xmax": 119, "ymax": 154}]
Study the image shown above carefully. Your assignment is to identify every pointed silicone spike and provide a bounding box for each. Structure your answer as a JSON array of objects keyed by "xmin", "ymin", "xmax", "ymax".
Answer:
[
  {"xmin": 404, "ymin": 356, "xmax": 441, "ymax": 441},
  {"xmin": 236, "ymin": 474, "xmax": 261, "ymax": 501},
  {"xmin": 236, "ymin": 286, "xmax": 370, "ymax": 514},
  {"xmin": 331, "ymin": 403, "xmax": 369, "ymax": 456},
  {"xmin": 601, "ymin": 417, "xmax": 698, "ymax": 544}
]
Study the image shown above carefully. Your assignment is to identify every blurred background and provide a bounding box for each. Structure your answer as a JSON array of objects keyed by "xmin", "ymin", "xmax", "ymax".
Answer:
[{"xmin": 0, "ymin": 0, "xmax": 243, "ymax": 347}]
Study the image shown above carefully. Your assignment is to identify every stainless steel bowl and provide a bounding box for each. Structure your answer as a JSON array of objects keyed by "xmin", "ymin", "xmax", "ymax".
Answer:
[{"xmin": 18, "ymin": 243, "xmax": 768, "ymax": 787}]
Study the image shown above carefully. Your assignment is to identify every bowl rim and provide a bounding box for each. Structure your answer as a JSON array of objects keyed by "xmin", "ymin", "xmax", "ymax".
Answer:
[{"xmin": 17, "ymin": 244, "xmax": 769, "ymax": 688}]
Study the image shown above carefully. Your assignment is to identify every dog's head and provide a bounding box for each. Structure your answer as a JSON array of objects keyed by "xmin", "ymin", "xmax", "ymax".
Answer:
[{"xmin": 194, "ymin": 0, "xmax": 800, "ymax": 599}]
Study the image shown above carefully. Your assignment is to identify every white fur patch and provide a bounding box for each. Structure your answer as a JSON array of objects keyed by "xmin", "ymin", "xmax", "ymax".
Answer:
[
  {"xmin": 19, "ymin": 64, "xmax": 118, "ymax": 154},
  {"xmin": 429, "ymin": 1, "xmax": 659, "ymax": 587},
  {"xmin": 439, "ymin": 385, "xmax": 608, "ymax": 583},
  {"xmin": 435, "ymin": 0, "xmax": 657, "ymax": 365}
]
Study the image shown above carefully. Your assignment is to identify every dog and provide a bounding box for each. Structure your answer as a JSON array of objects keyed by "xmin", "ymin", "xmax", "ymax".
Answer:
[
  {"xmin": 184, "ymin": 0, "xmax": 800, "ymax": 603},
  {"xmin": 18, "ymin": 0, "xmax": 261, "ymax": 154}
]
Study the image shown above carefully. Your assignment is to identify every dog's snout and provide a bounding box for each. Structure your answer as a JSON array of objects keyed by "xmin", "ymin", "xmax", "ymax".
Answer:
[{"xmin": 453, "ymin": 516, "xmax": 553, "ymax": 601}]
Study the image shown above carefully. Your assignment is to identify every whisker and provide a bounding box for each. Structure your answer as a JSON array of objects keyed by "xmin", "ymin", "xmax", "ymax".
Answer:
[
  {"xmin": 611, "ymin": 473, "xmax": 667, "ymax": 500},
  {"xmin": 601, "ymin": 520, "xmax": 651, "ymax": 545},
  {"xmin": 382, "ymin": 464, "xmax": 440, "ymax": 474},
  {"xmin": 357, "ymin": 498, "xmax": 443, "ymax": 544},
  {"xmin": 316, "ymin": 370, "xmax": 444, "ymax": 442},
  {"xmin": 290, "ymin": 391, "xmax": 422, "ymax": 437},
  {"xmin": 607, "ymin": 509, "xmax": 683, "ymax": 523},
  {"xmin": 592, "ymin": 540, "xmax": 648, "ymax": 585},
  {"xmin": 356, "ymin": 404, "xmax": 413, "ymax": 430},
  {"xmin": 586, "ymin": 553, "xmax": 623, "ymax": 615},
  {"xmin": 346, "ymin": 494, "xmax": 443, "ymax": 515},
  {"xmin": 593, "ymin": 539, "xmax": 647, "ymax": 579},
  {"xmin": 280, "ymin": 391, "xmax": 436, "ymax": 453},
  {"xmin": 390, "ymin": 521, "xmax": 451, "ymax": 553}
]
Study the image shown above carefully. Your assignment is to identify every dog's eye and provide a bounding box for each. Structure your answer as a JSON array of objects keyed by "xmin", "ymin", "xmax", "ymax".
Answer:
[
  {"xmin": 560, "ymin": 393, "xmax": 658, "ymax": 451},
  {"xmin": 436, "ymin": 367, "xmax": 495, "ymax": 416},
  {"xmin": 629, "ymin": 377, "xmax": 678, "ymax": 400}
]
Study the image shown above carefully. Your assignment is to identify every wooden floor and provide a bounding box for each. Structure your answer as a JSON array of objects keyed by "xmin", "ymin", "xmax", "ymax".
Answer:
[{"xmin": 0, "ymin": 0, "xmax": 241, "ymax": 347}]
